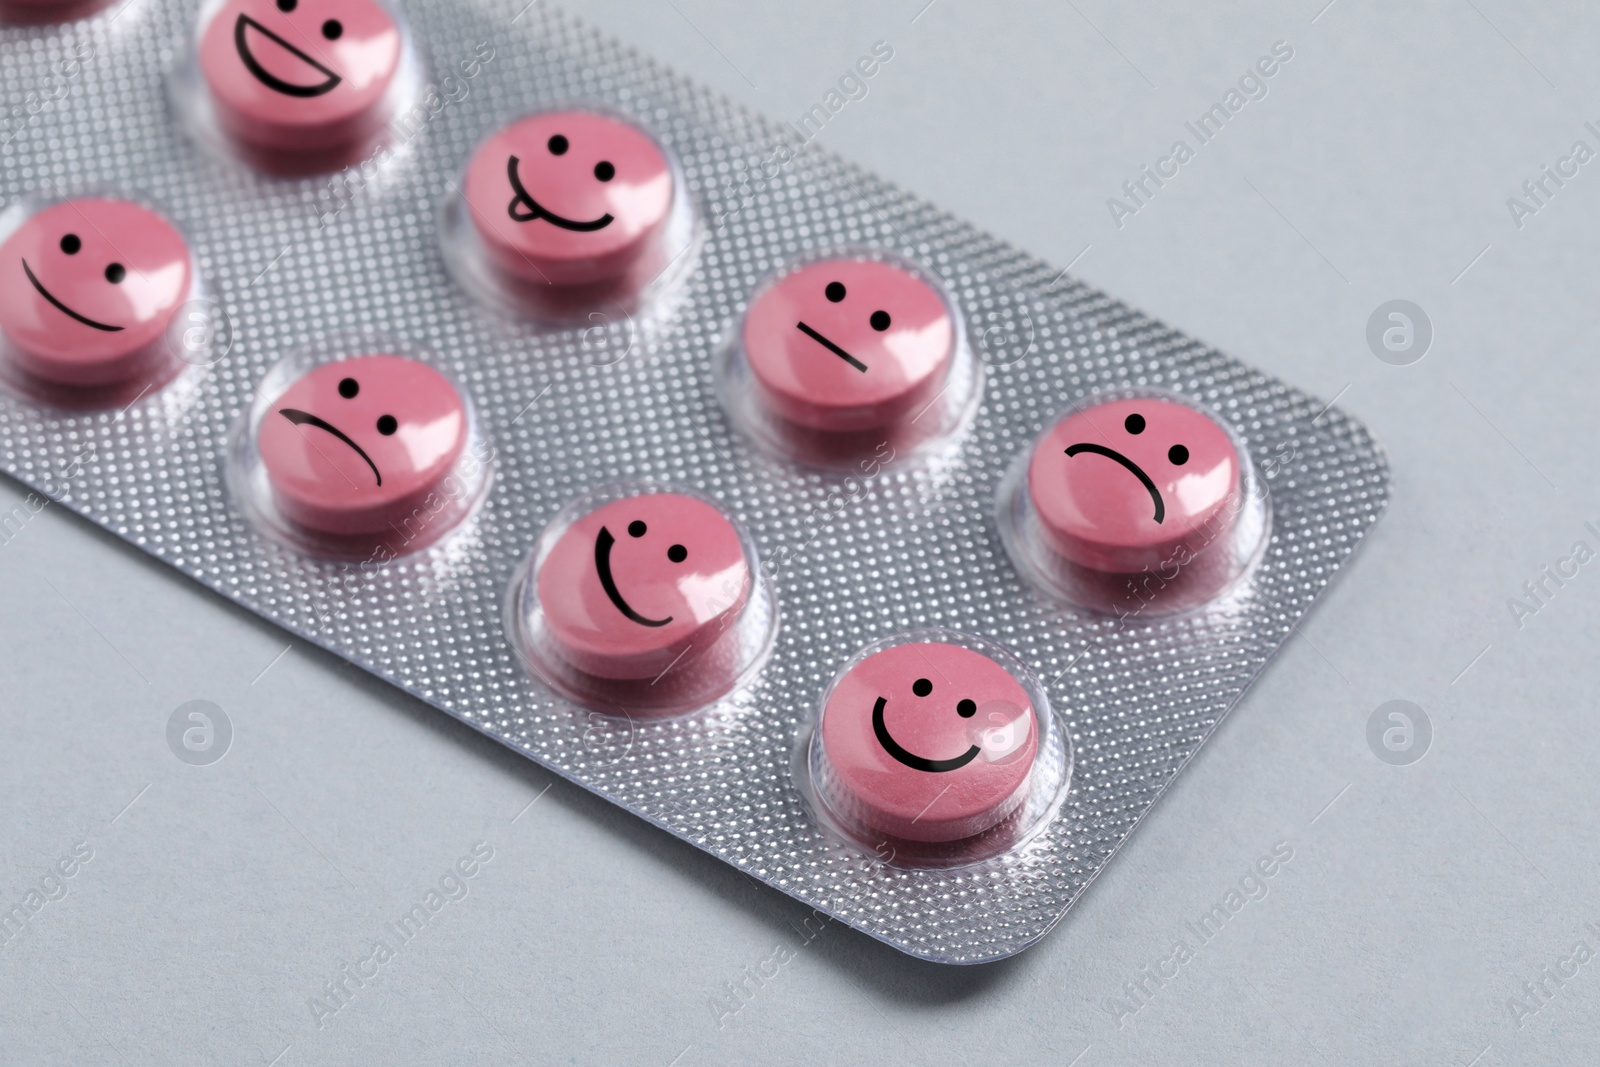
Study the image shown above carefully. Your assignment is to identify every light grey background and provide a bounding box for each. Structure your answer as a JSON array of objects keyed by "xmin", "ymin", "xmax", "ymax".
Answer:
[{"xmin": 1, "ymin": 0, "xmax": 1594, "ymax": 1063}]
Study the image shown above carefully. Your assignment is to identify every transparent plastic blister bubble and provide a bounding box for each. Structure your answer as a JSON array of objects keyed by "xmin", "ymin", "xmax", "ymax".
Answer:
[
  {"xmin": 0, "ymin": 187, "xmax": 225, "ymax": 411},
  {"xmin": 507, "ymin": 479, "xmax": 778, "ymax": 717},
  {"xmin": 0, "ymin": 0, "xmax": 1389, "ymax": 963},
  {"xmin": 168, "ymin": 0, "xmax": 424, "ymax": 176},
  {"xmin": 803, "ymin": 628, "xmax": 1071, "ymax": 869},
  {"xmin": 438, "ymin": 102, "xmax": 702, "ymax": 326},
  {"xmin": 226, "ymin": 336, "xmax": 492, "ymax": 560},
  {"xmin": 713, "ymin": 246, "xmax": 981, "ymax": 471},
  {"xmin": 996, "ymin": 387, "xmax": 1271, "ymax": 616}
]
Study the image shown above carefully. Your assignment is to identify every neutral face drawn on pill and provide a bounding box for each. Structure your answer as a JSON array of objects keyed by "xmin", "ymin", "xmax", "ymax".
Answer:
[
  {"xmin": 594, "ymin": 517, "xmax": 689, "ymax": 627},
  {"xmin": 872, "ymin": 675, "xmax": 981, "ymax": 773},
  {"xmin": 740, "ymin": 258, "xmax": 954, "ymax": 432}
]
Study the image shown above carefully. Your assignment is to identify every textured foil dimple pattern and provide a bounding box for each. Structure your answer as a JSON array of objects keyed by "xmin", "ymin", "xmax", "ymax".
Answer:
[{"xmin": 0, "ymin": 0, "xmax": 1389, "ymax": 962}]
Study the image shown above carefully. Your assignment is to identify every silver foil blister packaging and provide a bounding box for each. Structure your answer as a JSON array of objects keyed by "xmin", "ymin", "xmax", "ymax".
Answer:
[{"xmin": 0, "ymin": 0, "xmax": 1390, "ymax": 962}]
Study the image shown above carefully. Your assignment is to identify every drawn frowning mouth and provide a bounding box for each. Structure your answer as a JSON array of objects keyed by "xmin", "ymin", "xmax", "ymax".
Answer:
[
  {"xmin": 1064, "ymin": 442, "xmax": 1164, "ymax": 523},
  {"xmin": 278, "ymin": 408, "xmax": 382, "ymax": 485}
]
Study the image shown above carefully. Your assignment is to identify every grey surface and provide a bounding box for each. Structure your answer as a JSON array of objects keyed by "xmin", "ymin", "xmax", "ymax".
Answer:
[{"xmin": 0, "ymin": 0, "xmax": 1592, "ymax": 1063}]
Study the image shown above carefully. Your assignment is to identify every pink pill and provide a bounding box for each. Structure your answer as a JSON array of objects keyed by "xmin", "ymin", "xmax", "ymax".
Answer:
[
  {"xmin": 257, "ymin": 355, "xmax": 468, "ymax": 536},
  {"xmin": 1028, "ymin": 397, "xmax": 1241, "ymax": 573},
  {"xmin": 199, "ymin": 0, "xmax": 403, "ymax": 152},
  {"xmin": 820, "ymin": 642, "xmax": 1037, "ymax": 843},
  {"xmin": 536, "ymin": 493, "xmax": 752, "ymax": 681},
  {"xmin": 742, "ymin": 258, "xmax": 955, "ymax": 432},
  {"xmin": 461, "ymin": 111, "xmax": 674, "ymax": 288},
  {"xmin": 0, "ymin": 197, "xmax": 192, "ymax": 387},
  {"xmin": 1, "ymin": 0, "xmax": 114, "ymax": 23}
]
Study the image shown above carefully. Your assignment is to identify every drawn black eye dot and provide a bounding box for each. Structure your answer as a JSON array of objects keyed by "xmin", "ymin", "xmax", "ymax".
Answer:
[
  {"xmin": 825, "ymin": 281, "xmax": 846, "ymax": 302},
  {"xmin": 594, "ymin": 161, "xmax": 615, "ymax": 182},
  {"xmin": 870, "ymin": 310, "xmax": 891, "ymax": 332},
  {"xmin": 912, "ymin": 677, "xmax": 932, "ymax": 697},
  {"xmin": 276, "ymin": 0, "xmax": 295, "ymax": 11},
  {"xmin": 321, "ymin": 19, "xmax": 342, "ymax": 38},
  {"xmin": 59, "ymin": 234, "xmax": 81, "ymax": 255},
  {"xmin": 667, "ymin": 544, "xmax": 687, "ymax": 563},
  {"xmin": 104, "ymin": 263, "xmax": 125, "ymax": 284},
  {"xmin": 1125, "ymin": 413, "xmax": 1145, "ymax": 435},
  {"xmin": 548, "ymin": 134, "xmax": 568, "ymax": 156},
  {"xmin": 337, "ymin": 377, "xmax": 359, "ymax": 399},
  {"xmin": 956, "ymin": 698, "xmax": 977, "ymax": 718},
  {"xmin": 627, "ymin": 520, "xmax": 647, "ymax": 538},
  {"xmin": 1169, "ymin": 444, "xmax": 1189, "ymax": 465},
  {"xmin": 376, "ymin": 415, "xmax": 397, "ymax": 435}
]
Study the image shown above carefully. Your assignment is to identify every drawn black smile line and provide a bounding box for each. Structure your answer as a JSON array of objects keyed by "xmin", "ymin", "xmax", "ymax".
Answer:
[
  {"xmin": 279, "ymin": 408, "xmax": 382, "ymax": 486},
  {"xmin": 872, "ymin": 696, "xmax": 980, "ymax": 773},
  {"xmin": 795, "ymin": 321, "xmax": 867, "ymax": 373},
  {"xmin": 594, "ymin": 525, "xmax": 671, "ymax": 627},
  {"xmin": 22, "ymin": 259, "xmax": 124, "ymax": 332},
  {"xmin": 1064, "ymin": 442, "xmax": 1165, "ymax": 524},
  {"xmin": 234, "ymin": 14, "xmax": 342, "ymax": 98},
  {"xmin": 505, "ymin": 156, "xmax": 615, "ymax": 231}
]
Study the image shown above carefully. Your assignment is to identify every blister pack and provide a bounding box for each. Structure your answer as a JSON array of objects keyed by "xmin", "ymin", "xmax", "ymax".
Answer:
[{"xmin": 0, "ymin": 0, "xmax": 1389, "ymax": 963}]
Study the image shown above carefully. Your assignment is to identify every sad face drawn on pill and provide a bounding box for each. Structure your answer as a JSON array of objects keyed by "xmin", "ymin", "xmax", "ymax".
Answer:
[
  {"xmin": 742, "ymin": 258, "xmax": 955, "ymax": 432},
  {"xmin": 0, "ymin": 198, "xmax": 192, "ymax": 386},
  {"xmin": 462, "ymin": 111, "xmax": 674, "ymax": 286},
  {"xmin": 1028, "ymin": 396, "xmax": 1240, "ymax": 572},
  {"xmin": 536, "ymin": 493, "xmax": 751, "ymax": 679},
  {"xmin": 200, "ymin": 0, "xmax": 402, "ymax": 148},
  {"xmin": 820, "ymin": 642, "xmax": 1038, "ymax": 842},
  {"xmin": 256, "ymin": 354, "xmax": 467, "ymax": 535}
]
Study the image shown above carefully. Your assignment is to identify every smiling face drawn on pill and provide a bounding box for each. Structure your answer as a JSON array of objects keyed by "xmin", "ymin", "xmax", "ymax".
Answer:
[
  {"xmin": 872, "ymin": 675, "xmax": 982, "ymax": 773},
  {"xmin": 462, "ymin": 110, "xmax": 674, "ymax": 286},
  {"xmin": 1028, "ymin": 396, "xmax": 1241, "ymax": 573},
  {"xmin": 536, "ymin": 493, "xmax": 751, "ymax": 680},
  {"xmin": 0, "ymin": 198, "xmax": 192, "ymax": 386},
  {"xmin": 256, "ymin": 354, "xmax": 468, "ymax": 535},
  {"xmin": 593, "ymin": 517, "xmax": 690, "ymax": 628},
  {"xmin": 200, "ymin": 0, "xmax": 402, "ymax": 149},
  {"xmin": 742, "ymin": 258, "xmax": 955, "ymax": 431},
  {"xmin": 820, "ymin": 642, "xmax": 1038, "ymax": 842}
]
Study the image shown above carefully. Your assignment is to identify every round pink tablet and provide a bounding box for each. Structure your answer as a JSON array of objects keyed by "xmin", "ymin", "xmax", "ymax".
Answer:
[
  {"xmin": 199, "ymin": 0, "xmax": 403, "ymax": 151},
  {"xmin": 742, "ymin": 258, "xmax": 955, "ymax": 432},
  {"xmin": 258, "ymin": 355, "xmax": 467, "ymax": 536},
  {"xmin": 820, "ymin": 642, "xmax": 1037, "ymax": 842},
  {"xmin": 461, "ymin": 110, "xmax": 674, "ymax": 287},
  {"xmin": 536, "ymin": 493, "xmax": 752, "ymax": 680},
  {"xmin": 1028, "ymin": 397, "xmax": 1240, "ymax": 573},
  {"xmin": 0, "ymin": 197, "xmax": 192, "ymax": 387}
]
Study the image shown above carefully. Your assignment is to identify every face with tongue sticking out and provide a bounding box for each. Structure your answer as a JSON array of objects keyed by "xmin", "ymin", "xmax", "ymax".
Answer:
[{"xmin": 199, "ymin": 0, "xmax": 403, "ymax": 151}]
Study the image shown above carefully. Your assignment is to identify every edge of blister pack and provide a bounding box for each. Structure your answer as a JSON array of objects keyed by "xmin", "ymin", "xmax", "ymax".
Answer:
[{"xmin": 0, "ymin": 0, "xmax": 1391, "ymax": 964}]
